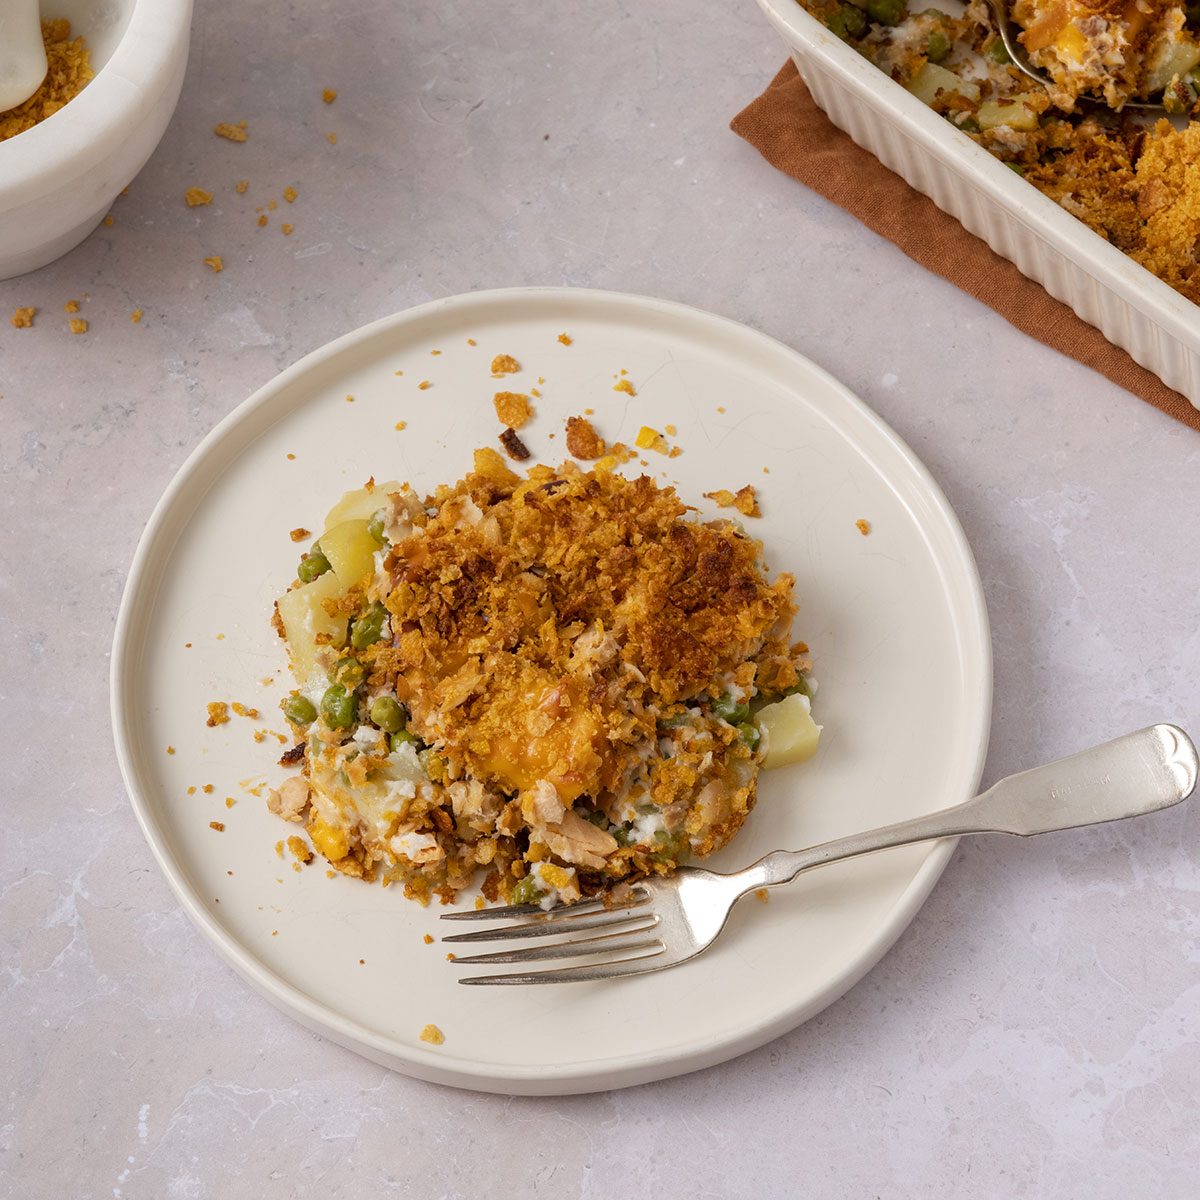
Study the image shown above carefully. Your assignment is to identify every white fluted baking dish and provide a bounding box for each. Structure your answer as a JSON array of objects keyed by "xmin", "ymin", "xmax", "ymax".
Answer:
[{"xmin": 755, "ymin": 0, "xmax": 1200, "ymax": 410}]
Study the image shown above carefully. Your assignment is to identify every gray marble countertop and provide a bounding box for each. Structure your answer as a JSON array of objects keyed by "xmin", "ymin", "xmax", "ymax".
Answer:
[{"xmin": 4, "ymin": 1, "xmax": 1199, "ymax": 1196}]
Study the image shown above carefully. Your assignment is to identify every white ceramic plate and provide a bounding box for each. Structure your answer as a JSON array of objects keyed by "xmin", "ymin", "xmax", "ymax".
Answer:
[{"xmin": 111, "ymin": 287, "xmax": 991, "ymax": 1095}]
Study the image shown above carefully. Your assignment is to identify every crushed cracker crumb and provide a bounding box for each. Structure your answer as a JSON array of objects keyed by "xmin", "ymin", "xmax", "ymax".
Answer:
[
  {"xmin": 613, "ymin": 379, "xmax": 637, "ymax": 397},
  {"xmin": 206, "ymin": 701, "xmax": 231, "ymax": 727},
  {"xmin": 423, "ymin": 933, "xmax": 434, "ymax": 944},
  {"xmin": 323, "ymin": 88, "xmax": 338, "ymax": 103},
  {"xmin": 209, "ymin": 821, "xmax": 225, "ymax": 832},
  {"xmin": 64, "ymin": 299, "xmax": 79, "ymax": 314},
  {"xmin": 326, "ymin": 132, "xmax": 338, "ymax": 144},
  {"xmin": 235, "ymin": 179, "xmax": 249, "ymax": 194},
  {"xmin": 557, "ymin": 333, "xmax": 573, "ymax": 345},
  {"xmin": 395, "ymin": 421, "xmax": 408, "ymax": 431},
  {"xmin": 281, "ymin": 223, "xmax": 294, "ymax": 236},
  {"xmin": 10, "ymin": 308, "xmax": 36, "ymax": 329},
  {"xmin": 68, "ymin": 318, "xmax": 88, "ymax": 335},
  {"xmin": 493, "ymin": 391, "xmax": 533, "ymax": 429},
  {"xmin": 418, "ymin": 380, "xmax": 431, "ymax": 390},
  {"xmin": 856, "ymin": 519, "xmax": 872, "ymax": 536},
  {"xmin": 419, "ymin": 1024, "xmax": 445, "ymax": 1045},
  {"xmin": 490, "ymin": 354, "xmax": 520, "ymax": 376},
  {"xmin": 290, "ymin": 527, "xmax": 311, "ymax": 542},
  {"xmin": 283, "ymin": 186, "xmax": 297, "ymax": 203},
  {"xmin": 214, "ymin": 122, "xmax": 248, "ymax": 142},
  {"xmin": 185, "ymin": 187, "xmax": 213, "ymax": 207},
  {"xmin": 131, "ymin": 309, "xmax": 144, "ymax": 324},
  {"xmin": 203, "ymin": 255, "xmax": 224, "ymax": 272},
  {"xmin": 565, "ymin": 415, "xmax": 605, "ymax": 460}
]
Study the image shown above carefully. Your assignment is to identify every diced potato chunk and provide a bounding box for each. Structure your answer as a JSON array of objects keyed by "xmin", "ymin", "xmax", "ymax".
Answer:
[
  {"xmin": 321, "ymin": 519, "xmax": 378, "ymax": 590},
  {"xmin": 977, "ymin": 97, "xmax": 1040, "ymax": 132},
  {"xmin": 905, "ymin": 62, "xmax": 980, "ymax": 105},
  {"xmin": 323, "ymin": 480, "xmax": 404, "ymax": 531},
  {"xmin": 1145, "ymin": 41, "xmax": 1200, "ymax": 94},
  {"xmin": 757, "ymin": 693, "xmax": 822, "ymax": 769},
  {"xmin": 277, "ymin": 570, "xmax": 347, "ymax": 679}
]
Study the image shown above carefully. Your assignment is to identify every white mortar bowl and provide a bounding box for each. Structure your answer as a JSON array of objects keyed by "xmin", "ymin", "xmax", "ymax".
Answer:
[{"xmin": 0, "ymin": 0, "xmax": 192, "ymax": 279}]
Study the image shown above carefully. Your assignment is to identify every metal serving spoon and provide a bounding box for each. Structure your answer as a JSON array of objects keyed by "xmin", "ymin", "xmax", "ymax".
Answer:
[{"xmin": 982, "ymin": 0, "xmax": 1167, "ymax": 112}]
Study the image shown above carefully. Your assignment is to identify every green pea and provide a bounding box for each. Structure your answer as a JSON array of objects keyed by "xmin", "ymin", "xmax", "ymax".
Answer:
[
  {"xmin": 584, "ymin": 810, "xmax": 610, "ymax": 830},
  {"xmin": 786, "ymin": 675, "xmax": 812, "ymax": 699},
  {"xmin": 926, "ymin": 30, "xmax": 950, "ymax": 62},
  {"xmin": 390, "ymin": 729, "xmax": 420, "ymax": 752},
  {"xmin": 985, "ymin": 35, "xmax": 1011, "ymax": 64},
  {"xmin": 297, "ymin": 545, "xmax": 331, "ymax": 583},
  {"xmin": 712, "ymin": 692, "xmax": 751, "ymax": 725},
  {"xmin": 333, "ymin": 657, "xmax": 365, "ymax": 689},
  {"xmin": 738, "ymin": 722, "xmax": 762, "ymax": 751},
  {"xmin": 280, "ymin": 693, "xmax": 317, "ymax": 726},
  {"xmin": 659, "ymin": 711, "xmax": 691, "ymax": 729},
  {"xmin": 320, "ymin": 683, "xmax": 357, "ymax": 730},
  {"xmin": 509, "ymin": 875, "xmax": 544, "ymax": 906},
  {"xmin": 367, "ymin": 512, "xmax": 386, "ymax": 545},
  {"xmin": 369, "ymin": 695, "xmax": 406, "ymax": 733},
  {"xmin": 350, "ymin": 602, "xmax": 387, "ymax": 649},
  {"xmin": 865, "ymin": 0, "xmax": 907, "ymax": 25},
  {"xmin": 828, "ymin": 3, "xmax": 866, "ymax": 38}
]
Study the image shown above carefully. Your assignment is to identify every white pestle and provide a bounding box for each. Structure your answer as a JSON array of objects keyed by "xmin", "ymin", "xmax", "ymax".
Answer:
[{"xmin": 0, "ymin": 0, "xmax": 47, "ymax": 113}]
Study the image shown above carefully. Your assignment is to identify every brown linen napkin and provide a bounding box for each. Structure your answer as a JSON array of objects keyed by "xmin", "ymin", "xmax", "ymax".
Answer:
[{"xmin": 732, "ymin": 61, "xmax": 1200, "ymax": 433}]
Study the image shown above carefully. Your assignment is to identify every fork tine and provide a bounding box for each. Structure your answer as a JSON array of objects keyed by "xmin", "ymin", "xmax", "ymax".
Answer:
[
  {"xmin": 442, "ymin": 910, "xmax": 659, "ymax": 944},
  {"xmin": 457, "ymin": 946, "xmax": 668, "ymax": 985},
  {"xmin": 439, "ymin": 887, "xmax": 649, "ymax": 922},
  {"xmin": 449, "ymin": 931, "xmax": 665, "ymax": 966}
]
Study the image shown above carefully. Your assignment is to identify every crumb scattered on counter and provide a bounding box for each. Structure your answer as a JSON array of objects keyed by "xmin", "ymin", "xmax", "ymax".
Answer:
[
  {"xmin": 103, "ymin": 215, "xmax": 115, "ymax": 227},
  {"xmin": 214, "ymin": 121, "xmax": 248, "ymax": 142},
  {"xmin": 490, "ymin": 353, "xmax": 520, "ymax": 376},
  {"xmin": 68, "ymin": 318, "xmax": 88, "ymax": 335},
  {"xmin": 281, "ymin": 223, "xmax": 294, "ymax": 236},
  {"xmin": 466, "ymin": 338, "xmax": 477, "ymax": 347},
  {"xmin": 326, "ymin": 132, "xmax": 338, "ymax": 144},
  {"xmin": 225, "ymin": 797, "xmax": 236, "ymax": 809},
  {"xmin": 289, "ymin": 527, "xmax": 310, "ymax": 542},
  {"xmin": 286, "ymin": 452, "xmax": 296, "ymax": 460},
  {"xmin": 204, "ymin": 256, "xmax": 223, "ymax": 272},
  {"xmin": 64, "ymin": 299, "xmax": 79, "ymax": 313},
  {"xmin": 283, "ymin": 186, "xmax": 297, "ymax": 203},
  {"xmin": 423, "ymin": 934, "xmax": 434, "ymax": 945},
  {"xmin": 418, "ymin": 380, "xmax": 431, "ymax": 390},
  {"xmin": 394, "ymin": 421, "xmax": 407, "ymax": 431},
  {"xmin": 235, "ymin": 179, "xmax": 249, "ymax": 194},
  {"xmin": 565, "ymin": 415, "xmax": 605, "ymax": 460},
  {"xmin": 257, "ymin": 214, "xmax": 268, "ymax": 228},
  {"xmin": 498, "ymin": 427, "xmax": 530, "ymax": 461},
  {"xmin": 493, "ymin": 390, "xmax": 532, "ymax": 429},
  {"xmin": 323, "ymin": 88, "xmax": 338, "ymax": 103},
  {"xmin": 419, "ymin": 1024, "xmax": 445, "ymax": 1046},
  {"xmin": 856, "ymin": 519, "xmax": 872, "ymax": 536},
  {"xmin": 11, "ymin": 308, "xmax": 36, "ymax": 329},
  {"xmin": 207, "ymin": 701, "xmax": 231, "ymax": 727},
  {"xmin": 203, "ymin": 784, "xmax": 214, "ymax": 794},
  {"xmin": 0, "ymin": 20, "xmax": 92, "ymax": 142},
  {"xmin": 635, "ymin": 425, "xmax": 667, "ymax": 452},
  {"xmin": 185, "ymin": 187, "xmax": 213, "ymax": 207},
  {"xmin": 209, "ymin": 821, "xmax": 225, "ymax": 832},
  {"xmin": 557, "ymin": 332, "xmax": 573, "ymax": 345},
  {"xmin": 755, "ymin": 888, "xmax": 769, "ymax": 904},
  {"xmin": 166, "ymin": 745, "xmax": 176, "ymax": 756},
  {"xmin": 231, "ymin": 702, "xmax": 260, "ymax": 719},
  {"xmin": 613, "ymin": 379, "xmax": 636, "ymax": 397},
  {"xmin": 131, "ymin": 309, "xmax": 144, "ymax": 324},
  {"xmin": 344, "ymin": 394, "xmax": 354, "ymax": 403}
]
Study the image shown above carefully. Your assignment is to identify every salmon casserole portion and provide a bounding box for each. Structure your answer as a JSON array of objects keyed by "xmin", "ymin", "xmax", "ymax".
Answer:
[{"xmin": 267, "ymin": 449, "xmax": 821, "ymax": 908}]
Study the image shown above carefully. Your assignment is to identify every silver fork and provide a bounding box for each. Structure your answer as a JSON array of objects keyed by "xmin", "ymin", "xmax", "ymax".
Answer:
[{"xmin": 442, "ymin": 724, "xmax": 1197, "ymax": 984}]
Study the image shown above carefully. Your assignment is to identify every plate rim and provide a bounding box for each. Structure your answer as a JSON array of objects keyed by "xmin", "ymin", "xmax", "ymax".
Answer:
[{"xmin": 110, "ymin": 285, "xmax": 992, "ymax": 1095}]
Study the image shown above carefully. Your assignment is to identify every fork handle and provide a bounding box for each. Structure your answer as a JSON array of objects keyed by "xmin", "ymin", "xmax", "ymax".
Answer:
[{"xmin": 736, "ymin": 724, "xmax": 1198, "ymax": 896}]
